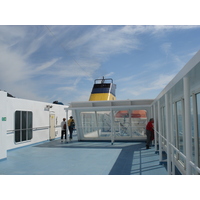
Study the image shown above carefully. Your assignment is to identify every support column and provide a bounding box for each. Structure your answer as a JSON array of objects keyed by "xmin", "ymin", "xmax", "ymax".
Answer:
[
  {"xmin": 65, "ymin": 108, "xmax": 69, "ymax": 141},
  {"xmin": 192, "ymin": 93, "xmax": 199, "ymax": 172},
  {"xmin": 169, "ymin": 92, "xmax": 175, "ymax": 175},
  {"xmin": 153, "ymin": 103, "xmax": 157, "ymax": 151},
  {"xmin": 110, "ymin": 109, "xmax": 114, "ymax": 145},
  {"xmin": 165, "ymin": 93, "xmax": 171, "ymax": 175},
  {"xmin": 95, "ymin": 111, "xmax": 100, "ymax": 137},
  {"xmin": 158, "ymin": 100, "xmax": 162, "ymax": 162},
  {"xmin": 183, "ymin": 77, "xmax": 192, "ymax": 175}
]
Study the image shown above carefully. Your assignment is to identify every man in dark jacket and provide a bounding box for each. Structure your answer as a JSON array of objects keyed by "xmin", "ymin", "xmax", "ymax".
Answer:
[
  {"xmin": 146, "ymin": 118, "xmax": 154, "ymax": 149},
  {"xmin": 68, "ymin": 116, "xmax": 75, "ymax": 141},
  {"xmin": 61, "ymin": 118, "xmax": 67, "ymax": 142}
]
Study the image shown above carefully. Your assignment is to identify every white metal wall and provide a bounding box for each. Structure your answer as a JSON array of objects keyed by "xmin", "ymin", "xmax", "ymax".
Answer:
[{"xmin": 1, "ymin": 94, "xmax": 68, "ymax": 152}]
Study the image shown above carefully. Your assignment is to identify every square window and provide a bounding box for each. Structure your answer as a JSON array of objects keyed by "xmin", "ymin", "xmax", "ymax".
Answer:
[{"xmin": 15, "ymin": 111, "xmax": 33, "ymax": 143}]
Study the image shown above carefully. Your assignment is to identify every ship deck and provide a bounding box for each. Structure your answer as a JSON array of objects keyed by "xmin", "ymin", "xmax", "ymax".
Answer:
[{"xmin": 0, "ymin": 138, "xmax": 167, "ymax": 175}]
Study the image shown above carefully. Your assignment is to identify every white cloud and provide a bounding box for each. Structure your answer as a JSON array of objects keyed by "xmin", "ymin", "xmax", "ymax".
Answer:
[
  {"xmin": 0, "ymin": 26, "xmax": 26, "ymax": 45},
  {"xmin": 120, "ymin": 73, "xmax": 176, "ymax": 98},
  {"xmin": 0, "ymin": 45, "xmax": 29, "ymax": 83},
  {"xmin": 161, "ymin": 43, "xmax": 172, "ymax": 55},
  {"xmin": 57, "ymin": 86, "xmax": 75, "ymax": 91},
  {"xmin": 150, "ymin": 74, "xmax": 176, "ymax": 90},
  {"xmin": 57, "ymin": 26, "xmax": 140, "ymax": 61},
  {"xmin": 35, "ymin": 58, "xmax": 61, "ymax": 72},
  {"xmin": 151, "ymin": 25, "xmax": 200, "ymax": 34}
]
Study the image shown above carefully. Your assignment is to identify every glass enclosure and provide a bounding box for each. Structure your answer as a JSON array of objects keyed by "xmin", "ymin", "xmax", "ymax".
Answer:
[{"xmin": 79, "ymin": 109, "xmax": 147, "ymax": 140}]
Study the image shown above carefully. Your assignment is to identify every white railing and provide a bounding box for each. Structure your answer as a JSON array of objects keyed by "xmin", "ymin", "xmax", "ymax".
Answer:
[{"xmin": 155, "ymin": 130, "xmax": 200, "ymax": 174}]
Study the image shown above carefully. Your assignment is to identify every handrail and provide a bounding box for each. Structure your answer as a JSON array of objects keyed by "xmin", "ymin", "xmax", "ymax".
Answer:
[
  {"xmin": 7, "ymin": 125, "xmax": 62, "ymax": 134},
  {"xmin": 170, "ymin": 143, "xmax": 186, "ymax": 160},
  {"xmin": 156, "ymin": 130, "xmax": 200, "ymax": 174},
  {"xmin": 155, "ymin": 130, "xmax": 186, "ymax": 159},
  {"xmin": 189, "ymin": 161, "xmax": 200, "ymax": 173}
]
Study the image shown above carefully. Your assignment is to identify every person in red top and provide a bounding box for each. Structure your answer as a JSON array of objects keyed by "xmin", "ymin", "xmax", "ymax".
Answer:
[{"xmin": 146, "ymin": 118, "xmax": 154, "ymax": 149}]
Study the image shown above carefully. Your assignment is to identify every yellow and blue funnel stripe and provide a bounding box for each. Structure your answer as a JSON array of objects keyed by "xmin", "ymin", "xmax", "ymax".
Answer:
[{"xmin": 89, "ymin": 78, "xmax": 116, "ymax": 101}]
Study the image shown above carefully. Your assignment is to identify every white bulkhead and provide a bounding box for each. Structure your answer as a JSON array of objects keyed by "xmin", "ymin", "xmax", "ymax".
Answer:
[{"xmin": 0, "ymin": 91, "xmax": 68, "ymax": 160}]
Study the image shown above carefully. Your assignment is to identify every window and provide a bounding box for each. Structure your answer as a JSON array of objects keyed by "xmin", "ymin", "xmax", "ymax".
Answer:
[
  {"xmin": 96, "ymin": 111, "xmax": 112, "ymax": 137},
  {"xmin": 196, "ymin": 93, "xmax": 200, "ymax": 167},
  {"xmin": 172, "ymin": 103, "xmax": 177, "ymax": 157},
  {"xmin": 130, "ymin": 110, "xmax": 147, "ymax": 137},
  {"xmin": 113, "ymin": 110, "xmax": 130, "ymax": 137},
  {"xmin": 176, "ymin": 100, "xmax": 185, "ymax": 165},
  {"xmin": 161, "ymin": 107, "xmax": 166, "ymax": 145},
  {"xmin": 15, "ymin": 111, "xmax": 33, "ymax": 143},
  {"xmin": 113, "ymin": 110, "xmax": 147, "ymax": 137},
  {"xmin": 80, "ymin": 111, "xmax": 97, "ymax": 138},
  {"xmin": 189, "ymin": 95, "xmax": 199, "ymax": 174},
  {"xmin": 190, "ymin": 96, "xmax": 195, "ymax": 163}
]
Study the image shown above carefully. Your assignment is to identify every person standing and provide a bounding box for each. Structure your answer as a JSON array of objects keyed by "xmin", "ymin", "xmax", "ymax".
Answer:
[
  {"xmin": 146, "ymin": 118, "xmax": 154, "ymax": 149},
  {"xmin": 61, "ymin": 118, "xmax": 67, "ymax": 142},
  {"xmin": 68, "ymin": 116, "xmax": 75, "ymax": 141}
]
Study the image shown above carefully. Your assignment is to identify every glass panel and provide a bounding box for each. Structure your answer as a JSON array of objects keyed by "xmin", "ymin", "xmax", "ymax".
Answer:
[
  {"xmin": 81, "ymin": 112, "xmax": 98, "ymax": 138},
  {"xmin": 15, "ymin": 111, "xmax": 21, "ymax": 142},
  {"xmin": 113, "ymin": 110, "xmax": 131, "ymax": 137},
  {"xmin": 28, "ymin": 112, "xmax": 33, "ymax": 140},
  {"xmin": 131, "ymin": 110, "xmax": 147, "ymax": 137},
  {"xmin": 22, "ymin": 111, "xmax": 27, "ymax": 141},
  {"xmin": 96, "ymin": 111, "xmax": 111, "ymax": 138},
  {"xmin": 190, "ymin": 96, "xmax": 195, "ymax": 163},
  {"xmin": 161, "ymin": 107, "xmax": 166, "ymax": 145},
  {"xmin": 172, "ymin": 104, "xmax": 177, "ymax": 156},
  {"xmin": 15, "ymin": 130, "xmax": 20, "ymax": 142},
  {"xmin": 176, "ymin": 101, "xmax": 185, "ymax": 164},
  {"xmin": 196, "ymin": 93, "xmax": 200, "ymax": 167}
]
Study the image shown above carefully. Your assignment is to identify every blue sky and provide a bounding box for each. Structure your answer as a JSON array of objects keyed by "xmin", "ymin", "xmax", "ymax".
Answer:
[{"xmin": 0, "ymin": 25, "xmax": 200, "ymax": 104}]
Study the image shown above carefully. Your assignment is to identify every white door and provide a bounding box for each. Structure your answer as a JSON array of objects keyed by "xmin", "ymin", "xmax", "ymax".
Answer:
[{"xmin": 49, "ymin": 114, "xmax": 55, "ymax": 140}]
